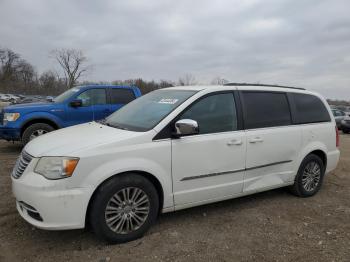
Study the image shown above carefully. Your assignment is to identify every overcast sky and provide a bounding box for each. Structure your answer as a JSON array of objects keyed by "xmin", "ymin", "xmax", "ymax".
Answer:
[{"xmin": 1, "ymin": 0, "xmax": 350, "ymax": 99}]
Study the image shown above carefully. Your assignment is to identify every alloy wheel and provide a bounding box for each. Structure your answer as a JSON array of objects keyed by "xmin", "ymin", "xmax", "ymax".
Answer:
[
  {"xmin": 302, "ymin": 161, "xmax": 321, "ymax": 192},
  {"xmin": 29, "ymin": 129, "xmax": 48, "ymax": 140},
  {"xmin": 105, "ymin": 187, "xmax": 150, "ymax": 234}
]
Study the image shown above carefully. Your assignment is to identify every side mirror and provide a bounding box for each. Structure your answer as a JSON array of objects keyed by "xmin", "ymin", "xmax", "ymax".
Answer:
[
  {"xmin": 70, "ymin": 99, "xmax": 83, "ymax": 107},
  {"xmin": 174, "ymin": 119, "xmax": 199, "ymax": 137}
]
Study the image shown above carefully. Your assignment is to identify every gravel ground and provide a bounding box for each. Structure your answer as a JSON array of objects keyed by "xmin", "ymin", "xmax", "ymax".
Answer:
[{"xmin": 0, "ymin": 135, "xmax": 349, "ymax": 262}]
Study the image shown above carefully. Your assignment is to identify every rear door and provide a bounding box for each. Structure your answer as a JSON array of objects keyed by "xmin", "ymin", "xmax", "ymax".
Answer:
[
  {"xmin": 172, "ymin": 92, "xmax": 246, "ymax": 206},
  {"xmin": 240, "ymin": 91, "xmax": 302, "ymax": 192},
  {"xmin": 108, "ymin": 88, "xmax": 136, "ymax": 114}
]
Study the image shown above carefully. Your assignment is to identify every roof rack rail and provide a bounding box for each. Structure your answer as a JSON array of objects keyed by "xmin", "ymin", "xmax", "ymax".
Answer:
[{"xmin": 223, "ymin": 83, "xmax": 305, "ymax": 90}]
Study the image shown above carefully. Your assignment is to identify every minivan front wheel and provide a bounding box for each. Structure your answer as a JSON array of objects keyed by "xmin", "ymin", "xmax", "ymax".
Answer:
[
  {"xmin": 290, "ymin": 154, "xmax": 325, "ymax": 197},
  {"xmin": 89, "ymin": 174, "xmax": 159, "ymax": 243}
]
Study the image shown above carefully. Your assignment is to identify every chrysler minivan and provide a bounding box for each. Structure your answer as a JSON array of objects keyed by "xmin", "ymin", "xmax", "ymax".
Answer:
[{"xmin": 12, "ymin": 84, "xmax": 340, "ymax": 243}]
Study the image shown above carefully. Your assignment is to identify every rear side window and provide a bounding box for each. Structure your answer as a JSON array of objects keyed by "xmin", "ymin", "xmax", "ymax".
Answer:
[
  {"xmin": 332, "ymin": 109, "xmax": 345, "ymax": 117},
  {"xmin": 242, "ymin": 92, "xmax": 291, "ymax": 129},
  {"xmin": 109, "ymin": 89, "xmax": 136, "ymax": 104},
  {"xmin": 292, "ymin": 93, "xmax": 330, "ymax": 124}
]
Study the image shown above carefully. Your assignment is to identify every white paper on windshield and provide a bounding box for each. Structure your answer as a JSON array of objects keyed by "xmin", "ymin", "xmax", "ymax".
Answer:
[{"xmin": 158, "ymin": 98, "xmax": 179, "ymax": 104}]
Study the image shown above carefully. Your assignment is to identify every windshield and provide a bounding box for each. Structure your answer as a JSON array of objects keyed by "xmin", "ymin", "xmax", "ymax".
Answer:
[
  {"xmin": 53, "ymin": 87, "xmax": 81, "ymax": 103},
  {"xmin": 105, "ymin": 89, "xmax": 196, "ymax": 131}
]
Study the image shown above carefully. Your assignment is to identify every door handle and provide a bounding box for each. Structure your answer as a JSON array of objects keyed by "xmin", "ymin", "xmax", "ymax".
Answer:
[
  {"xmin": 227, "ymin": 139, "xmax": 243, "ymax": 146},
  {"xmin": 249, "ymin": 137, "xmax": 263, "ymax": 143}
]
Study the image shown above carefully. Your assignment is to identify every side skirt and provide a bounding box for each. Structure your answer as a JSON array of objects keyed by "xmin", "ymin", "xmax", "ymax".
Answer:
[{"xmin": 161, "ymin": 181, "xmax": 294, "ymax": 213}]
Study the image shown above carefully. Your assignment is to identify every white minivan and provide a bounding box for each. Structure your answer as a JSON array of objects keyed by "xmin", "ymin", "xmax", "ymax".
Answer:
[{"xmin": 12, "ymin": 84, "xmax": 340, "ymax": 243}]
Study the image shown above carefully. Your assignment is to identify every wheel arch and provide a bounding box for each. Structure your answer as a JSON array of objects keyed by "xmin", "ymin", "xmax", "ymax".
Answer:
[
  {"xmin": 20, "ymin": 118, "xmax": 60, "ymax": 136},
  {"xmin": 85, "ymin": 170, "xmax": 164, "ymax": 227},
  {"xmin": 308, "ymin": 149, "xmax": 327, "ymax": 168}
]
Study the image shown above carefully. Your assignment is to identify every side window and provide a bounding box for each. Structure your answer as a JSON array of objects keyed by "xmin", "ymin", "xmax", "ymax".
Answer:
[
  {"xmin": 109, "ymin": 89, "xmax": 136, "ymax": 104},
  {"xmin": 292, "ymin": 93, "xmax": 331, "ymax": 124},
  {"xmin": 77, "ymin": 89, "xmax": 107, "ymax": 106},
  {"xmin": 333, "ymin": 110, "xmax": 342, "ymax": 116},
  {"xmin": 180, "ymin": 93, "xmax": 237, "ymax": 134},
  {"xmin": 242, "ymin": 92, "xmax": 291, "ymax": 129}
]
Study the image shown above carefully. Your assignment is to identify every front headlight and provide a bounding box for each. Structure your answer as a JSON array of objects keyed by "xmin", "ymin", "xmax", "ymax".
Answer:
[
  {"xmin": 4, "ymin": 112, "xmax": 20, "ymax": 122},
  {"xmin": 34, "ymin": 157, "xmax": 79, "ymax": 180}
]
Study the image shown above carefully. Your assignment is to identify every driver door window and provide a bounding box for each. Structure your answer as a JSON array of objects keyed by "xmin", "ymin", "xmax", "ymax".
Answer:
[
  {"xmin": 180, "ymin": 93, "xmax": 237, "ymax": 134},
  {"xmin": 77, "ymin": 89, "xmax": 107, "ymax": 106},
  {"xmin": 67, "ymin": 89, "xmax": 109, "ymax": 125}
]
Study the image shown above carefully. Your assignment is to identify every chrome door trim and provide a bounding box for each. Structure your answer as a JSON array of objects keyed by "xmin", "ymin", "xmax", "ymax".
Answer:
[{"xmin": 180, "ymin": 160, "xmax": 293, "ymax": 181}]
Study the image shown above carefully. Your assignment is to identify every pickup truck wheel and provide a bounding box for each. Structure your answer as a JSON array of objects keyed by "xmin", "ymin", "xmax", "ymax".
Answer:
[
  {"xmin": 290, "ymin": 154, "xmax": 325, "ymax": 197},
  {"xmin": 89, "ymin": 174, "xmax": 159, "ymax": 244},
  {"xmin": 21, "ymin": 123, "xmax": 55, "ymax": 145}
]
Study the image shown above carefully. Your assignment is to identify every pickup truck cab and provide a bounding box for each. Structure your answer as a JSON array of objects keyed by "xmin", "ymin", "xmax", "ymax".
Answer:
[{"xmin": 0, "ymin": 85, "xmax": 141, "ymax": 145}]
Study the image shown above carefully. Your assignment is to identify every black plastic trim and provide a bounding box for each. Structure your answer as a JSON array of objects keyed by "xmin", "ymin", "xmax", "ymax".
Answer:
[
  {"xmin": 224, "ymin": 83, "xmax": 305, "ymax": 90},
  {"xmin": 181, "ymin": 169, "xmax": 245, "ymax": 181}
]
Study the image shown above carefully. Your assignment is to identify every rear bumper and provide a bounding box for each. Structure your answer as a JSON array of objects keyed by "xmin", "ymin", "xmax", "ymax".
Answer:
[
  {"xmin": 326, "ymin": 149, "xmax": 340, "ymax": 174},
  {"xmin": 0, "ymin": 126, "xmax": 21, "ymax": 140}
]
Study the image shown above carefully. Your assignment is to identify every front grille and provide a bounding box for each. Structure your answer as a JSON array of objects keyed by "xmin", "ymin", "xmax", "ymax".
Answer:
[{"xmin": 12, "ymin": 150, "xmax": 33, "ymax": 179}]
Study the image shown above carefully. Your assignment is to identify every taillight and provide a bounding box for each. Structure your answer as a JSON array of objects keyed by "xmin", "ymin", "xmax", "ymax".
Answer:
[{"xmin": 336, "ymin": 126, "xmax": 339, "ymax": 147}]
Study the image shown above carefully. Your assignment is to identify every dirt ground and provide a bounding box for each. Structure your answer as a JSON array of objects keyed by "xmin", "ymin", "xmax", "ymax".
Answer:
[{"xmin": 0, "ymin": 136, "xmax": 349, "ymax": 262}]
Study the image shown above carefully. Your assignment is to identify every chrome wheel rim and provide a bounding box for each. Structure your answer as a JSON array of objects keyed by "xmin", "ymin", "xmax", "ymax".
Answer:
[
  {"xmin": 29, "ymin": 129, "xmax": 48, "ymax": 140},
  {"xmin": 302, "ymin": 161, "xmax": 321, "ymax": 192},
  {"xmin": 105, "ymin": 187, "xmax": 150, "ymax": 234}
]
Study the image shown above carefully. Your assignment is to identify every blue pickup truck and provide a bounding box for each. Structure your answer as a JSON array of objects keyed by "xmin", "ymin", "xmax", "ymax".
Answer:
[{"xmin": 0, "ymin": 85, "xmax": 141, "ymax": 145}]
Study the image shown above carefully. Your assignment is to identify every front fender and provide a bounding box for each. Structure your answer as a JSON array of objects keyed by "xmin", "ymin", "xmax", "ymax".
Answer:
[
  {"xmin": 81, "ymin": 157, "xmax": 172, "ymax": 209},
  {"xmin": 71, "ymin": 140, "xmax": 173, "ymax": 212},
  {"xmin": 20, "ymin": 112, "xmax": 63, "ymax": 129}
]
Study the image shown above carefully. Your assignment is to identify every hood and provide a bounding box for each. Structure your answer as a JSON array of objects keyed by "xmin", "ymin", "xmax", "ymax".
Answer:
[
  {"xmin": 24, "ymin": 122, "xmax": 149, "ymax": 157},
  {"xmin": 5, "ymin": 102, "xmax": 57, "ymax": 112}
]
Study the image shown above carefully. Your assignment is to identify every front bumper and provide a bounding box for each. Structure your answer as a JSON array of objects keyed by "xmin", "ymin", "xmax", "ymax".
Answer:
[
  {"xmin": 12, "ymin": 169, "xmax": 93, "ymax": 230},
  {"xmin": 0, "ymin": 125, "xmax": 21, "ymax": 141}
]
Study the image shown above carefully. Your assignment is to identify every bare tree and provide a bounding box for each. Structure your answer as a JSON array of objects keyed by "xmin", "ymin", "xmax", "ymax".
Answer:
[
  {"xmin": 51, "ymin": 48, "xmax": 91, "ymax": 89},
  {"xmin": 178, "ymin": 73, "xmax": 196, "ymax": 86},
  {"xmin": 210, "ymin": 77, "xmax": 229, "ymax": 85},
  {"xmin": 0, "ymin": 48, "xmax": 21, "ymax": 80},
  {"xmin": 17, "ymin": 60, "xmax": 37, "ymax": 88}
]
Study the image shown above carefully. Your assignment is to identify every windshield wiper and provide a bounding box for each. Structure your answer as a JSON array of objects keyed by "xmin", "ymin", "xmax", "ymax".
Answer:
[
  {"xmin": 99, "ymin": 120, "xmax": 128, "ymax": 130},
  {"xmin": 97, "ymin": 119, "xmax": 107, "ymax": 125},
  {"xmin": 110, "ymin": 124, "xmax": 129, "ymax": 130}
]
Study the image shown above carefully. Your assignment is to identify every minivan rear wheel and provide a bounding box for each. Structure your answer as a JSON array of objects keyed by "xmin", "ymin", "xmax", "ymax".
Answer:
[
  {"xmin": 290, "ymin": 154, "xmax": 325, "ymax": 197},
  {"xmin": 89, "ymin": 174, "xmax": 159, "ymax": 244}
]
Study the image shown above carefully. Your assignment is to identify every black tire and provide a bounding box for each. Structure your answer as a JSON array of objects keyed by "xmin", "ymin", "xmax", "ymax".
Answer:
[
  {"xmin": 290, "ymin": 154, "xmax": 325, "ymax": 197},
  {"xmin": 21, "ymin": 123, "xmax": 55, "ymax": 145},
  {"xmin": 89, "ymin": 174, "xmax": 159, "ymax": 244},
  {"xmin": 342, "ymin": 129, "xmax": 350, "ymax": 134}
]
